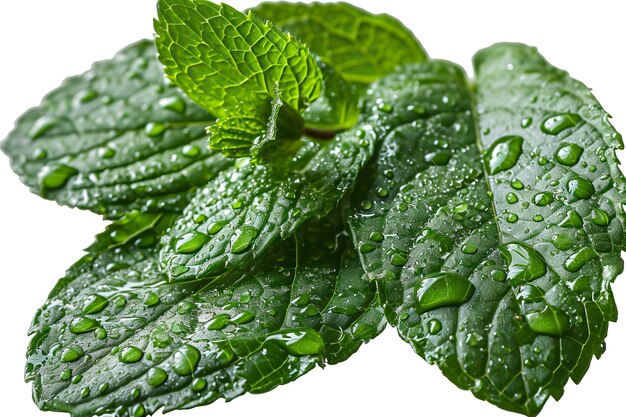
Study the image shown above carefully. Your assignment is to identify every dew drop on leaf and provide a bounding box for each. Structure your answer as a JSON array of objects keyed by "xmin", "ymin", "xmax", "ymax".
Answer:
[
  {"xmin": 486, "ymin": 135, "xmax": 524, "ymax": 174},
  {"xmin": 498, "ymin": 242, "xmax": 547, "ymax": 285},
  {"xmin": 555, "ymin": 143, "xmax": 584, "ymax": 166},
  {"xmin": 69, "ymin": 317, "xmax": 101, "ymax": 334},
  {"xmin": 525, "ymin": 305, "xmax": 570, "ymax": 336},
  {"xmin": 414, "ymin": 272, "xmax": 475, "ymax": 314},
  {"xmin": 541, "ymin": 113, "xmax": 582, "ymax": 135},
  {"xmin": 172, "ymin": 344, "xmax": 201, "ymax": 376},
  {"xmin": 146, "ymin": 367, "xmax": 168, "ymax": 387},
  {"xmin": 119, "ymin": 346, "xmax": 144, "ymax": 364}
]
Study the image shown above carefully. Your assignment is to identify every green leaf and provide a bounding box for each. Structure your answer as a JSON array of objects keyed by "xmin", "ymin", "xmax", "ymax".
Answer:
[
  {"xmin": 160, "ymin": 69, "xmax": 437, "ymax": 282},
  {"xmin": 350, "ymin": 47, "xmax": 625, "ymax": 415},
  {"xmin": 155, "ymin": 0, "xmax": 323, "ymax": 157},
  {"xmin": 26, "ymin": 212, "xmax": 384, "ymax": 417},
  {"xmin": 1, "ymin": 40, "xmax": 232, "ymax": 219},
  {"xmin": 251, "ymin": 1, "xmax": 428, "ymax": 84}
]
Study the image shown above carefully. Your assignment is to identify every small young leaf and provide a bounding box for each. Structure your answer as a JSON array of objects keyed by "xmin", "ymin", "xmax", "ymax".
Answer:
[
  {"xmin": 251, "ymin": 1, "xmax": 428, "ymax": 84},
  {"xmin": 1, "ymin": 40, "xmax": 231, "ymax": 219},
  {"xmin": 26, "ymin": 213, "xmax": 384, "ymax": 417},
  {"xmin": 155, "ymin": 0, "xmax": 323, "ymax": 156},
  {"xmin": 350, "ymin": 47, "xmax": 624, "ymax": 415}
]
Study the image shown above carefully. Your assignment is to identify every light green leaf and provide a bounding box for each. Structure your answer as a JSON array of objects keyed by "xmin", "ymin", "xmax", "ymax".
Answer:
[
  {"xmin": 350, "ymin": 47, "xmax": 625, "ymax": 415},
  {"xmin": 251, "ymin": 1, "xmax": 428, "ymax": 84},
  {"xmin": 26, "ymin": 212, "xmax": 384, "ymax": 417},
  {"xmin": 1, "ymin": 40, "xmax": 232, "ymax": 219},
  {"xmin": 155, "ymin": 0, "xmax": 323, "ymax": 157}
]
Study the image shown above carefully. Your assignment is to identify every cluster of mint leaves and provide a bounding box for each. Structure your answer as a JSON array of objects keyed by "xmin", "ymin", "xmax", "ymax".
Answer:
[{"xmin": 2, "ymin": 1, "xmax": 625, "ymax": 416}]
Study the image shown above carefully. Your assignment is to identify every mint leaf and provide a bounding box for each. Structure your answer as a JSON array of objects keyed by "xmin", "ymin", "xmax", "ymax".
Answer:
[
  {"xmin": 351, "ymin": 47, "xmax": 624, "ymax": 415},
  {"xmin": 155, "ymin": 0, "xmax": 323, "ymax": 157},
  {"xmin": 160, "ymin": 68, "xmax": 435, "ymax": 282},
  {"xmin": 26, "ymin": 212, "xmax": 384, "ymax": 417},
  {"xmin": 251, "ymin": 1, "xmax": 428, "ymax": 84},
  {"xmin": 1, "ymin": 40, "xmax": 232, "ymax": 219}
]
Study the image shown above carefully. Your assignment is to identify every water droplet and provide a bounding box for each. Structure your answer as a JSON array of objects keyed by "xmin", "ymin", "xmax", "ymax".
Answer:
[
  {"xmin": 486, "ymin": 135, "xmax": 524, "ymax": 175},
  {"xmin": 191, "ymin": 377, "xmax": 207, "ymax": 392},
  {"xmin": 98, "ymin": 383, "xmax": 109, "ymax": 395},
  {"xmin": 231, "ymin": 311, "xmax": 255, "ymax": 324},
  {"xmin": 98, "ymin": 147, "xmax": 116, "ymax": 159},
  {"xmin": 491, "ymin": 270, "xmax": 506, "ymax": 282},
  {"xmin": 414, "ymin": 272, "xmax": 475, "ymax": 314},
  {"xmin": 511, "ymin": 179, "xmax": 524, "ymax": 190},
  {"xmin": 377, "ymin": 101, "xmax": 393, "ymax": 113},
  {"xmin": 541, "ymin": 113, "xmax": 582, "ymax": 135},
  {"xmin": 119, "ymin": 346, "xmax": 144, "ymax": 363},
  {"xmin": 567, "ymin": 177, "xmax": 595, "ymax": 200},
  {"xmin": 525, "ymin": 305, "xmax": 570, "ymax": 336},
  {"xmin": 61, "ymin": 346, "xmax": 84, "ymax": 363},
  {"xmin": 81, "ymin": 387, "xmax": 90, "ymax": 398},
  {"xmin": 37, "ymin": 164, "xmax": 78, "ymax": 191},
  {"xmin": 498, "ymin": 243, "xmax": 547, "ymax": 285},
  {"xmin": 95, "ymin": 328, "xmax": 108, "ymax": 340},
  {"xmin": 564, "ymin": 247, "xmax": 598, "ymax": 272},
  {"xmin": 466, "ymin": 332, "xmax": 484, "ymax": 347},
  {"xmin": 551, "ymin": 233, "xmax": 575, "ymax": 250},
  {"xmin": 60, "ymin": 369, "xmax": 72, "ymax": 381},
  {"xmin": 425, "ymin": 151, "xmax": 453, "ymax": 166},
  {"xmin": 533, "ymin": 214, "xmax": 544, "ymax": 222},
  {"xmin": 462, "ymin": 243, "xmax": 479, "ymax": 254},
  {"xmin": 71, "ymin": 374, "xmax": 83, "ymax": 384},
  {"xmin": 230, "ymin": 226, "xmax": 258, "ymax": 254},
  {"xmin": 517, "ymin": 284, "xmax": 545, "ymax": 303},
  {"xmin": 555, "ymin": 143, "xmax": 583, "ymax": 166},
  {"xmin": 266, "ymin": 328, "xmax": 325, "ymax": 356},
  {"xmin": 82, "ymin": 295, "xmax": 109, "ymax": 314},
  {"xmin": 145, "ymin": 122, "xmax": 167, "ymax": 137},
  {"xmin": 172, "ymin": 344, "xmax": 201, "ymax": 376},
  {"xmin": 69, "ymin": 317, "xmax": 100, "ymax": 334},
  {"xmin": 152, "ymin": 330, "xmax": 172, "ymax": 348},
  {"xmin": 506, "ymin": 213, "xmax": 519, "ymax": 223},
  {"xmin": 114, "ymin": 295, "xmax": 128, "ymax": 308},
  {"xmin": 171, "ymin": 265, "xmax": 190, "ymax": 278},
  {"xmin": 559, "ymin": 210, "xmax": 583, "ymax": 228},
  {"xmin": 147, "ymin": 367, "xmax": 168, "ymax": 387},
  {"xmin": 207, "ymin": 313, "xmax": 231, "ymax": 330},
  {"xmin": 389, "ymin": 250, "xmax": 408, "ymax": 266},
  {"xmin": 158, "ymin": 96, "xmax": 186, "ymax": 114},
  {"xmin": 143, "ymin": 292, "xmax": 160, "ymax": 307},
  {"xmin": 175, "ymin": 232, "xmax": 210, "ymax": 254},
  {"xmin": 29, "ymin": 116, "xmax": 63, "ymax": 139},
  {"xmin": 207, "ymin": 220, "xmax": 228, "ymax": 234},
  {"xmin": 369, "ymin": 232, "xmax": 384, "ymax": 242},
  {"xmin": 377, "ymin": 187, "xmax": 389, "ymax": 198},
  {"xmin": 131, "ymin": 404, "xmax": 146, "ymax": 417},
  {"xmin": 533, "ymin": 192, "xmax": 554, "ymax": 207},
  {"xmin": 506, "ymin": 193, "xmax": 518, "ymax": 204},
  {"xmin": 591, "ymin": 208, "xmax": 610, "ymax": 226},
  {"xmin": 182, "ymin": 144, "xmax": 200, "ymax": 157},
  {"xmin": 76, "ymin": 89, "xmax": 98, "ymax": 104},
  {"xmin": 428, "ymin": 319, "xmax": 442, "ymax": 335},
  {"xmin": 521, "ymin": 117, "xmax": 533, "ymax": 128}
]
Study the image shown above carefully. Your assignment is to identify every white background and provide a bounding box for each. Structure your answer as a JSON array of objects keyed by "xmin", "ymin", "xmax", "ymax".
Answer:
[{"xmin": 0, "ymin": 1, "xmax": 625, "ymax": 416}]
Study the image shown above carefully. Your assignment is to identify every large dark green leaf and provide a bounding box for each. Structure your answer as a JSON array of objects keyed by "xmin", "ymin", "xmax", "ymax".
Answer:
[
  {"xmin": 160, "ymin": 68, "xmax": 439, "ymax": 282},
  {"xmin": 1, "ymin": 40, "xmax": 232, "ymax": 219},
  {"xmin": 350, "ymin": 46, "xmax": 625, "ymax": 415},
  {"xmin": 251, "ymin": 1, "xmax": 428, "ymax": 84},
  {"xmin": 26, "ymin": 212, "xmax": 384, "ymax": 417}
]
